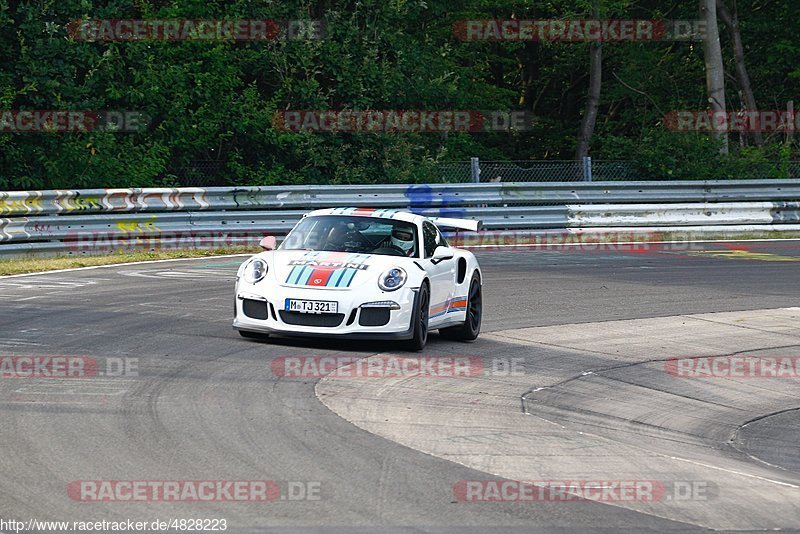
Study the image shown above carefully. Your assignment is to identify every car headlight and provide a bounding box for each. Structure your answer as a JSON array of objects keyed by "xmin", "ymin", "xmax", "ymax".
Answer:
[
  {"xmin": 378, "ymin": 267, "xmax": 407, "ymax": 292},
  {"xmin": 243, "ymin": 259, "xmax": 268, "ymax": 284}
]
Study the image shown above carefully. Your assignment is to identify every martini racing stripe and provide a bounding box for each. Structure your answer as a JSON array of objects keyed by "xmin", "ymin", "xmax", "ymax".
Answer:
[
  {"xmin": 328, "ymin": 253, "xmax": 369, "ymax": 287},
  {"xmin": 284, "ymin": 252, "xmax": 369, "ymax": 288},
  {"xmin": 305, "ymin": 253, "xmax": 359, "ymax": 287},
  {"xmin": 295, "ymin": 251, "xmax": 344, "ymax": 286},
  {"xmin": 325, "ymin": 207, "xmax": 401, "ymax": 218},
  {"xmin": 447, "ymin": 297, "xmax": 468, "ymax": 312},
  {"xmin": 430, "ymin": 300, "xmax": 449, "ymax": 318},
  {"xmin": 430, "ymin": 296, "xmax": 468, "ymax": 318},
  {"xmin": 373, "ymin": 209, "xmax": 401, "ymax": 218},
  {"xmin": 307, "ymin": 267, "xmax": 335, "ymax": 287},
  {"xmin": 336, "ymin": 255, "xmax": 366, "ymax": 287},
  {"xmin": 286, "ymin": 251, "xmax": 322, "ymax": 285},
  {"xmin": 326, "ymin": 267, "xmax": 347, "ymax": 287},
  {"xmin": 351, "ymin": 208, "xmax": 376, "ymax": 216},
  {"xmin": 329, "ymin": 207, "xmax": 357, "ymax": 215}
]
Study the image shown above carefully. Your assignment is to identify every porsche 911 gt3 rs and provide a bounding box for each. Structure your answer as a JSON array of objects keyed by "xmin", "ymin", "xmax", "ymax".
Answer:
[{"xmin": 232, "ymin": 208, "xmax": 483, "ymax": 350}]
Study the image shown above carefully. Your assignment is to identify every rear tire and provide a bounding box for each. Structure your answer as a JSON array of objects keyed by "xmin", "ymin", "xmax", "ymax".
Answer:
[
  {"xmin": 406, "ymin": 283, "xmax": 430, "ymax": 351},
  {"xmin": 439, "ymin": 273, "xmax": 482, "ymax": 342}
]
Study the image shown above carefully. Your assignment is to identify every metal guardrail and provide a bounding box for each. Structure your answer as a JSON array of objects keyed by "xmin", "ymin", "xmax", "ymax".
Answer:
[
  {"xmin": 3, "ymin": 180, "xmax": 800, "ymax": 216},
  {"xmin": 1, "ymin": 180, "xmax": 799, "ymax": 258}
]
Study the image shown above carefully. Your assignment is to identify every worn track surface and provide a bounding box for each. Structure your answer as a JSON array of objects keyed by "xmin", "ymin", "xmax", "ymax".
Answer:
[{"xmin": 2, "ymin": 240, "xmax": 799, "ymax": 532}]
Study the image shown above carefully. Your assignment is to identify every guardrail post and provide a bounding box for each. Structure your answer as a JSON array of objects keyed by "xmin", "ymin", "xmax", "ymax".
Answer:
[
  {"xmin": 582, "ymin": 156, "xmax": 593, "ymax": 182},
  {"xmin": 470, "ymin": 157, "xmax": 481, "ymax": 183}
]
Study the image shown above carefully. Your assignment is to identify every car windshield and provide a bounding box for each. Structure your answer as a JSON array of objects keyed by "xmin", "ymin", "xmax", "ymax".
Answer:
[{"xmin": 280, "ymin": 215, "xmax": 418, "ymax": 257}]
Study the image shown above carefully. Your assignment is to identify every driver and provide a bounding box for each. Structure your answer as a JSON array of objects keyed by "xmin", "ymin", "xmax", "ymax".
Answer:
[
  {"xmin": 325, "ymin": 221, "xmax": 369, "ymax": 251},
  {"xmin": 389, "ymin": 227, "xmax": 415, "ymax": 256},
  {"xmin": 326, "ymin": 222, "xmax": 350, "ymax": 247}
]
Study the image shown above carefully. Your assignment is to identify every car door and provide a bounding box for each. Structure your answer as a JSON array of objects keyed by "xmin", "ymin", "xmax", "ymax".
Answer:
[{"xmin": 421, "ymin": 221, "xmax": 456, "ymax": 324}]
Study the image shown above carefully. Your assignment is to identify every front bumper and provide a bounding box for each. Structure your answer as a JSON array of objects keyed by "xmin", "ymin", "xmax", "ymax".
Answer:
[{"xmin": 233, "ymin": 282, "xmax": 418, "ymax": 340}]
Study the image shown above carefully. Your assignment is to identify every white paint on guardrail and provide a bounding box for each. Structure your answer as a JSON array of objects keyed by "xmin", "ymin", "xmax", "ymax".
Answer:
[
  {"xmin": 566, "ymin": 202, "xmax": 792, "ymax": 227},
  {"xmin": 1, "ymin": 181, "xmax": 800, "ymax": 256}
]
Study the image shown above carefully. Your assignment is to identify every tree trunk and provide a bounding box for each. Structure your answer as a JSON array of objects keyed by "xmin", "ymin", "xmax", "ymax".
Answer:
[
  {"xmin": 575, "ymin": 43, "xmax": 602, "ymax": 160},
  {"xmin": 575, "ymin": 42, "xmax": 602, "ymax": 159},
  {"xmin": 717, "ymin": 0, "xmax": 763, "ymax": 147},
  {"xmin": 575, "ymin": 0, "xmax": 603, "ymax": 161},
  {"xmin": 701, "ymin": 0, "xmax": 729, "ymax": 154}
]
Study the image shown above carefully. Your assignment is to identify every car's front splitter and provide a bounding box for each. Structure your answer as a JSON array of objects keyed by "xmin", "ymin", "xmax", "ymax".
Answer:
[{"xmin": 232, "ymin": 320, "xmax": 415, "ymax": 341}]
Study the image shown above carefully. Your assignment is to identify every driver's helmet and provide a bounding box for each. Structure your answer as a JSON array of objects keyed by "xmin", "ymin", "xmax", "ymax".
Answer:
[{"xmin": 390, "ymin": 227, "xmax": 414, "ymax": 256}]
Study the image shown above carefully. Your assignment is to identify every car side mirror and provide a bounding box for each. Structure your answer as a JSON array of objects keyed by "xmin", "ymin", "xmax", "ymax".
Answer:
[
  {"xmin": 432, "ymin": 246, "xmax": 454, "ymax": 263},
  {"xmin": 259, "ymin": 236, "xmax": 276, "ymax": 251}
]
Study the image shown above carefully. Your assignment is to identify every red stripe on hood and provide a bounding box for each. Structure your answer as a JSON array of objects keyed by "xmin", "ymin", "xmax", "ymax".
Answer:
[{"xmin": 308, "ymin": 268, "xmax": 335, "ymax": 286}]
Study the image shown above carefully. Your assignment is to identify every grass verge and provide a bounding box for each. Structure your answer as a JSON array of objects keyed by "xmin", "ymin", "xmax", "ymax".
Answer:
[{"xmin": 0, "ymin": 247, "xmax": 258, "ymax": 276}]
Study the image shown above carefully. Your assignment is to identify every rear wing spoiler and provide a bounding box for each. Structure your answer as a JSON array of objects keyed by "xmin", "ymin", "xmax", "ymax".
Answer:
[{"xmin": 429, "ymin": 217, "xmax": 483, "ymax": 232}]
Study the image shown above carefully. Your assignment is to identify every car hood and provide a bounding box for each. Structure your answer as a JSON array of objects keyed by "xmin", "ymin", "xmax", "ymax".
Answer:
[{"xmin": 272, "ymin": 249, "xmax": 413, "ymax": 290}]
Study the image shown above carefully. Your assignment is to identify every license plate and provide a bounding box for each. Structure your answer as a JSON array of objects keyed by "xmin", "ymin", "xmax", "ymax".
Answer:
[{"xmin": 285, "ymin": 298, "xmax": 338, "ymax": 314}]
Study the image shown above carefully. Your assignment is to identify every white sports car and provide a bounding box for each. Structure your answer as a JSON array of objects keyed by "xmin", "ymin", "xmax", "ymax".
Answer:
[{"xmin": 233, "ymin": 208, "xmax": 483, "ymax": 350}]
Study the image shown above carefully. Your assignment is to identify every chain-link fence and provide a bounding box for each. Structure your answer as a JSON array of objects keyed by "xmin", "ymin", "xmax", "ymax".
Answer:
[
  {"xmin": 769, "ymin": 161, "xmax": 800, "ymax": 178},
  {"xmin": 479, "ymin": 160, "xmax": 585, "ymax": 182},
  {"xmin": 430, "ymin": 161, "xmax": 473, "ymax": 183},
  {"xmin": 168, "ymin": 160, "xmax": 227, "ymax": 187},
  {"xmin": 431, "ymin": 158, "xmax": 637, "ymax": 183},
  {"xmin": 479, "ymin": 159, "xmax": 640, "ymax": 182},
  {"xmin": 430, "ymin": 158, "xmax": 800, "ymax": 183},
  {"xmin": 170, "ymin": 158, "xmax": 800, "ymax": 186}
]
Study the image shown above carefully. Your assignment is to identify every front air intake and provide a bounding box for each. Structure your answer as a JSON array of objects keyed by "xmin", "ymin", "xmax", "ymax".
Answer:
[
  {"xmin": 279, "ymin": 311, "xmax": 345, "ymax": 327},
  {"xmin": 358, "ymin": 308, "xmax": 391, "ymax": 327},
  {"xmin": 243, "ymin": 299, "xmax": 269, "ymax": 320}
]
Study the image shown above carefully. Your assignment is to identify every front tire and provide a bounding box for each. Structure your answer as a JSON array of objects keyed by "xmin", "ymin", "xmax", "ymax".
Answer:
[
  {"xmin": 406, "ymin": 283, "xmax": 430, "ymax": 351},
  {"xmin": 439, "ymin": 273, "xmax": 482, "ymax": 342}
]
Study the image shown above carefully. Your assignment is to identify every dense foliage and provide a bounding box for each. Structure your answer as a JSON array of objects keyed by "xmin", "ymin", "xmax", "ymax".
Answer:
[{"xmin": 0, "ymin": 0, "xmax": 798, "ymax": 189}]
